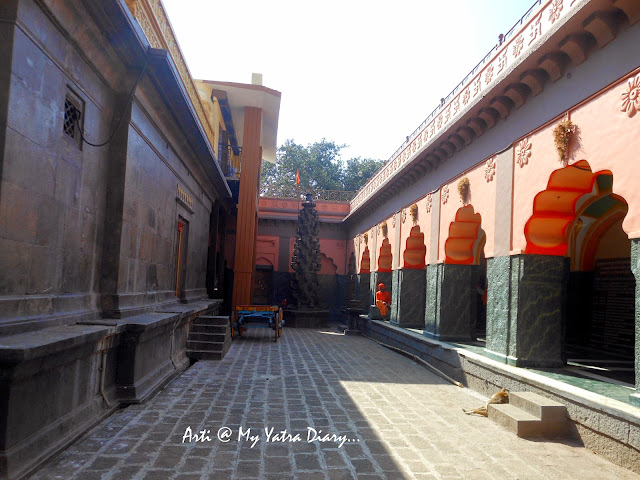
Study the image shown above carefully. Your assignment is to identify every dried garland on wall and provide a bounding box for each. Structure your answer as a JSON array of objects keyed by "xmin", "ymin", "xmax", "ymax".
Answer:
[
  {"xmin": 457, "ymin": 177, "xmax": 470, "ymax": 205},
  {"xmin": 553, "ymin": 118, "xmax": 575, "ymax": 162},
  {"xmin": 410, "ymin": 203, "xmax": 419, "ymax": 224}
]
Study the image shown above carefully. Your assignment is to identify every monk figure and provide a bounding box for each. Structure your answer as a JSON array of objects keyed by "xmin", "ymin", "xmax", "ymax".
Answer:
[{"xmin": 375, "ymin": 283, "xmax": 391, "ymax": 319}]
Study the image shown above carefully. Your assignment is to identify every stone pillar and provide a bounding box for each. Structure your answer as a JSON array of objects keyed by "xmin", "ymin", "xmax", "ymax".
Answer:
[
  {"xmin": 424, "ymin": 264, "xmax": 440, "ymax": 337},
  {"xmin": 357, "ymin": 273, "xmax": 371, "ymax": 310},
  {"xmin": 390, "ymin": 268, "xmax": 426, "ymax": 328},
  {"xmin": 630, "ymin": 240, "xmax": 640, "ymax": 406},
  {"xmin": 484, "ymin": 254, "xmax": 565, "ymax": 368},
  {"xmin": 424, "ymin": 263, "xmax": 477, "ymax": 342}
]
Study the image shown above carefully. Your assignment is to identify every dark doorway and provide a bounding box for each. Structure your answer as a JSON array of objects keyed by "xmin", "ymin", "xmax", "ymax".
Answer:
[
  {"xmin": 252, "ymin": 266, "xmax": 273, "ymax": 305},
  {"xmin": 175, "ymin": 216, "xmax": 189, "ymax": 301}
]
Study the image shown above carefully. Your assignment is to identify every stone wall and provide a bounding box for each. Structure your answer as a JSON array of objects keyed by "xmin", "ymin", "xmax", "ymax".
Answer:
[{"xmin": 0, "ymin": 0, "xmax": 225, "ymax": 333}]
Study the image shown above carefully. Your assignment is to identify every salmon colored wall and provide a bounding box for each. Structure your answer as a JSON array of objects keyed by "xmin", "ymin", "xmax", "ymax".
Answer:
[
  {"xmin": 349, "ymin": 70, "xmax": 640, "ymax": 267},
  {"xmin": 287, "ymin": 238, "xmax": 346, "ymax": 274},
  {"xmin": 374, "ymin": 214, "xmax": 395, "ymax": 272},
  {"xmin": 513, "ymin": 67, "xmax": 640, "ymax": 251},
  {"xmin": 438, "ymin": 162, "xmax": 497, "ymax": 261},
  {"xmin": 255, "ymin": 235, "xmax": 279, "ymax": 268},
  {"xmin": 569, "ymin": 69, "xmax": 640, "ymax": 239},
  {"xmin": 320, "ymin": 239, "xmax": 347, "ymax": 275},
  {"xmin": 398, "ymin": 200, "xmax": 431, "ymax": 268}
]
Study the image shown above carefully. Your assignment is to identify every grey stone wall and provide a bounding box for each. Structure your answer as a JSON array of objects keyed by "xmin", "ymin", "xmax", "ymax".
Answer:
[
  {"xmin": 357, "ymin": 273, "xmax": 371, "ymax": 310},
  {"xmin": 0, "ymin": 0, "xmax": 124, "ymax": 332},
  {"xmin": 0, "ymin": 0, "xmax": 222, "ymax": 332}
]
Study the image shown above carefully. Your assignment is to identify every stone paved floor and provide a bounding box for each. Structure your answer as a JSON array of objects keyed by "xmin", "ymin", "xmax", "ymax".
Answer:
[{"xmin": 30, "ymin": 328, "xmax": 640, "ymax": 480}]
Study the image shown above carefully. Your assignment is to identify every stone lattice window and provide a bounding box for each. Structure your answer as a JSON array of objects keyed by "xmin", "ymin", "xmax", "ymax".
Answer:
[{"xmin": 63, "ymin": 90, "xmax": 83, "ymax": 148}]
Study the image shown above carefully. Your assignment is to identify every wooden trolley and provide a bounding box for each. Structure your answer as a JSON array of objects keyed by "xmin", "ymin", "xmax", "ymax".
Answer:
[{"xmin": 231, "ymin": 305, "xmax": 284, "ymax": 342}]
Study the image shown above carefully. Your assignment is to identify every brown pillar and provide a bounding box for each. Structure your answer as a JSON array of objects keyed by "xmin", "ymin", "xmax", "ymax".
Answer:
[{"xmin": 232, "ymin": 107, "xmax": 262, "ymax": 308}]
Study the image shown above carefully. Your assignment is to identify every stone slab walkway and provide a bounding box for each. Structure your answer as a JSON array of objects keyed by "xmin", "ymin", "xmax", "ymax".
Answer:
[{"xmin": 30, "ymin": 328, "xmax": 639, "ymax": 480}]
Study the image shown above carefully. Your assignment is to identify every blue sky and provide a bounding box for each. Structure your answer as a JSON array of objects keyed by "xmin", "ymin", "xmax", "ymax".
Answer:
[{"xmin": 162, "ymin": 0, "xmax": 535, "ymax": 162}]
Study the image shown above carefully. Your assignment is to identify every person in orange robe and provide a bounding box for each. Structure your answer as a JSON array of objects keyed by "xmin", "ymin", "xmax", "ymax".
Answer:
[{"xmin": 375, "ymin": 283, "xmax": 392, "ymax": 319}]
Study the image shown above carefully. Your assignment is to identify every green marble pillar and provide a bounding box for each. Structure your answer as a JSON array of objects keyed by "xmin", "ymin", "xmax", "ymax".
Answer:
[
  {"xmin": 484, "ymin": 254, "xmax": 565, "ymax": 368},
  {"xmin": 390, "ymin": 268, "xmax": 426, "ymax": 328},
  {"xmin": 630, "ymin": 240, "xmax": 640, "ymax": 406},
  {"xmin": 424, "ymin": 264, "xmax": 439, "ymax": 337},
  {"xmin": 356, "ymin": 273, "xmax": 371, "ymax": 310},
  {"xmin": 424, "ymin": 263, "xmax": 477, "ymax": 342}
]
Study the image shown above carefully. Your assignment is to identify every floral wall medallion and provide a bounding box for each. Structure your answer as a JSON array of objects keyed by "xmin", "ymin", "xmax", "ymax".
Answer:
[
  {"xmin": 485, "ymin": 158, "xmax": 496, "ymax": 182},
  {"xmin": 425, "ymin": 194, "xmax": 433, "ymax": 213},
  {"xmin": 401, "ymin": 209, "xmax": 407, "ymax": 224},
  {"xmin": 516, "ymin": 138, "xmax": 532, "ymax": 168},
  {"xmin": 442, "ymin": 185, "xmax": 450, "ymax": 204},
  {"xmin": 392, "ymin": 215, "xmax": 396, "ymax": 228},
  {"xmin": 621, "ymin": 73, "xmax": 640, "ymax": 117}
]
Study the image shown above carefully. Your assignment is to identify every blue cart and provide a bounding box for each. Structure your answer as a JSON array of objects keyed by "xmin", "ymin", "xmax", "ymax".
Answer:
[{"xmin": 232, "ymin": 305, "xmax": 284, "ymax": 342}]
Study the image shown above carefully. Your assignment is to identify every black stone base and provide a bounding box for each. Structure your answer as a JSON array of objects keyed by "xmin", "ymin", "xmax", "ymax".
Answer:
[
  {"xmin": 390, "ymin": 268, "xmax": 426, "ymax": 328},
  {"xmin": 424, "ymin": 263, "xmax": 477, "ymax": 342},
  {"xmin": 283, "ymin": 309, "xmax": 329, "ymax": 328},
  {"xmin": 357, "ymin": 273, "xmax": 371, "ymax": 311},
  {"xmin": 485, "ymin": 254, "xmax": 565, "ymax": 368}
]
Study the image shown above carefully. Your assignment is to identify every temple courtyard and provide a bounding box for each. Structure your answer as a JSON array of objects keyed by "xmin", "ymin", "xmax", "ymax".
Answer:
[{"xmin": 30, "ymin": 329, "xmax": 639, "ymax": 480}]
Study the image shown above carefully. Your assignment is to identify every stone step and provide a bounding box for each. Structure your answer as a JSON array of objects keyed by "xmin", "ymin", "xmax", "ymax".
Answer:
[
  {"xmin": 187, "ymin": 340, "xmax": 226, "ymax": 351},
  {"xmin": 488, "ymin": 391, "xmax": 570, "ymax": 438},
  {"xmin": 187, "ymin": 349, "xmax": 225, "ymax": 361},
  {"xmin": 189, "ymin": 332, "xmax": 228, "ymax": 342},
  {"xmin": 187, "ymin": 339, "xmax": 231, "ymax": 361},
  {"xmin": 509, "ymin": 391, "xmax": 568, "ymax": 424},
  {"xmin": 488, "ymin": 404, "xmax": 545, "ymax": 438},
  {"xmin": 193, "ymin": 315, "xmax": 229, "ymax": 327},
  {"xmin": 190, "ymin": 324, "xmax": 227, "ymax": 334}
]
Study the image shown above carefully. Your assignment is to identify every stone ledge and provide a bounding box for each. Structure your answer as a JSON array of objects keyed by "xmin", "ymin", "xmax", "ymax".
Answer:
[{"xmin": 0, "ymin": 324, "xmax": 121, "ymax": 364}]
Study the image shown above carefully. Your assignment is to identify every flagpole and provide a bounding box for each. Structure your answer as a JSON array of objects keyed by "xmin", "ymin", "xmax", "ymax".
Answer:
[{"xmin": 296, "ymin": 169, "xmax": 300, "ymax": 215}]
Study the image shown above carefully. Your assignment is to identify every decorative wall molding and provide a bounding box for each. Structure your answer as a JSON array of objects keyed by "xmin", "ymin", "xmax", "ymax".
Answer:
[
  {"xmin": 125, "ymin": 0, "xmax": 217, "ymax": 153},
  {"xmin": 349, "ymin": 0, "xmax": 578, "ymax": 212},
  {"xmin": 442, "ymin": 185, "xmax": 450, "ymax": 205},
  {"xmin": 485, "ymin": 158, "xmax": 496, "ymax": 182},
  {"xmin": 516, "ymin": 138, "xmax": 532, "ymax": 168},
  {"xmin": 425, "ymin": 193, "xmax": 433, "ymax": 213},
  {"xmin": 621, "ymin": 72, "xmax": 640, "ymax": 117}
]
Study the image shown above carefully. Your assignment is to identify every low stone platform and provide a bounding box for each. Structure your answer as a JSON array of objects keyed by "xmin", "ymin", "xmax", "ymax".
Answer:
[
  {"xmin": 0, "ymin": 299, "xmax": 220, "ymax": 480},
  {"xmin": 360, "ymin": 317, "xmax": 640, "ymax": 474}
]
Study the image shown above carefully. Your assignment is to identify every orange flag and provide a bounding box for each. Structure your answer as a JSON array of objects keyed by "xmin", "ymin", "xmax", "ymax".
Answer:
[{"xmin": 296, "ymin": 169, "xmax": 300, "ymax": 185}]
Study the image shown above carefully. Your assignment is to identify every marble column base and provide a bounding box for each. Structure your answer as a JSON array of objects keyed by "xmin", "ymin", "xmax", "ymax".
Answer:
[
  {"xmin": 368, "ymin": 304, "xmax": 382, "ymax": 320},
  {"xmin": 424, "ymin": 263, "xmax": 477, "ymax": 342},
  {"xmin": 390, "ymin": 268, "xmax": 425, "ymax": 328},
  {"xmin": 630, "ymin": 239, "xmax": 640, "ymax": 401},
  {"xmin": 484, "ymin": 254, "xmax": 565, "ymax": 368},
  {"xmin": 356, "ymin": 273, "xmax": 371, "ymax": 311}
]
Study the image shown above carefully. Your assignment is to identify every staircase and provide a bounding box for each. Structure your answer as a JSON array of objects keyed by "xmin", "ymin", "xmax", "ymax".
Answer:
[
  {"xmin": 187, "ymin": 315, "xmax": 231, "ymax": 360},
  {"xmin": 488, "ymin": 391, "xmax": 570, "ymax": 438}
]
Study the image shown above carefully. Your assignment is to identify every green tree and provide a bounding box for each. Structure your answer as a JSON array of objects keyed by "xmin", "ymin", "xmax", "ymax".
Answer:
[{"xmin": 260, "ymin": 139, "xmax": 384, "ymax": 197}]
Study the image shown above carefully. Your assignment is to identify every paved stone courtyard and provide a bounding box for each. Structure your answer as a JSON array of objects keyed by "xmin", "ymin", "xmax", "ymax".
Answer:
[{"xmin": 31, "ymin": 328, "xmax": 639, "ymax": 480}]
